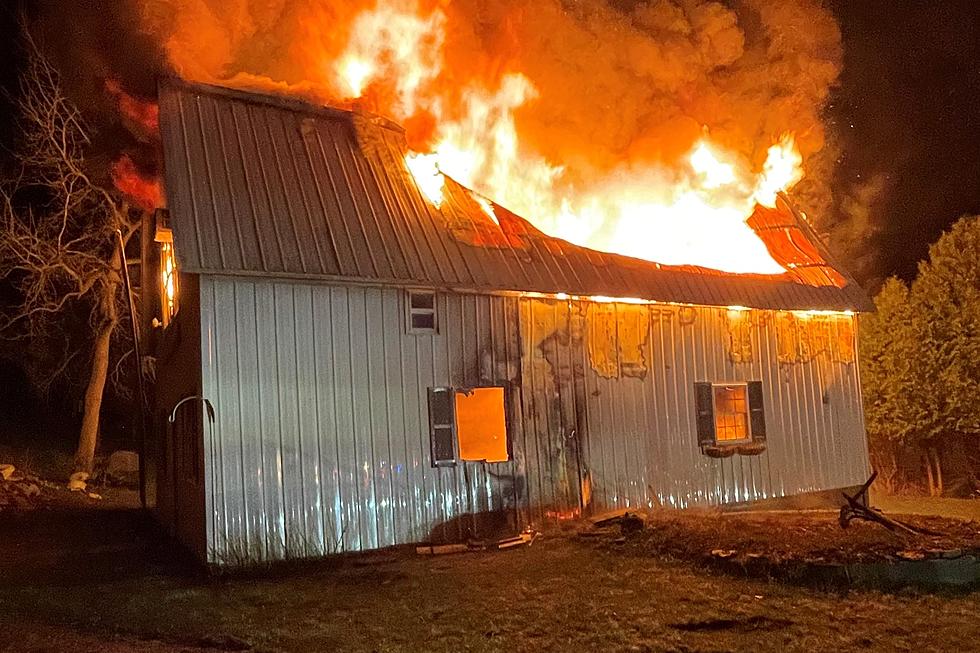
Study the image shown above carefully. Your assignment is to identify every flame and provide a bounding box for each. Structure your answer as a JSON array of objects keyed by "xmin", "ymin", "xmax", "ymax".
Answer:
[
  {"xmin": 690, "ymin": 142, "xmax": 737, "ymax": 190},
  {"xmin": 755, "ymin": 134, "xmax": 805, "ymax": 208},
  {"xmin": 328, "ymin": 1, "xmax": 807, "ymax": 275},
  {"xmin": 111, "ymin": 154, "xmax": 164, "ymax": 211},
  {"xmin": 161, "ymin": 241, "xmax": 179, "ymax": 320},
  {"xmin": 105, "ymin": 79, "xmax": 159, "ymax": 136},
  {"xmin": 333, "ymin": 2, "xmax": 445, "ymax": 115},
  {"xmin": 143, "ymin": 0, "xmax": 811, "ymax": 276},
  {"xmin": 471, "ymin": 193, "xmax": 499, "ymax": 226},
  {"xmin": 404, "ymin": 152, "xmax": 445, "ymax": 207}
]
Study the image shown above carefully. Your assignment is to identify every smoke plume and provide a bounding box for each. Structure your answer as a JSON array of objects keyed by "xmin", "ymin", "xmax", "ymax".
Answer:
[
  {"xmin": 31, "ymin": 0, "xmax": 847, "ymax": 272},
  {"xmin": 139, "ymin": 0, "xmax": 840, "ymax": 173}
]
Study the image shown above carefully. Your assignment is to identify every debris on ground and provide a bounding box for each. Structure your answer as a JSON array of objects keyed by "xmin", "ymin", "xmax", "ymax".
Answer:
[
  {"xmin": 580, "ymin": 508, "xmax": 980, "ymax": 569},
  {"xmin": 103, "ymin": 450, "xmax": 140, "ymax": 487},
  {"xmin": 0, "ymin": 464, "xmax": 15, "ymax": 480},
  {"xmin": 839, "ymin": 471, "xmax": 944, "ymax": 536},
  {"xmin": 67, "ymin": 471, "xmax": 89, "ymax": 492},
  {"xmin": 417, "ymin": 528, "xmax": 540, "ymax": 555},
  {"xmin": 0, "ymin": 470, "xmax": 44, "ymax": 509},
  {"xmin": 590, "ymin": 509, "xmax": 647, "ymax": 534},
  {"xmin": 1, "ymin": 466, "xmax": 135, "ymax": 511}
]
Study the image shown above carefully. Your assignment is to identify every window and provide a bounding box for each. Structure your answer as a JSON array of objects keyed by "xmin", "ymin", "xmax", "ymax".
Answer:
[
  {"xmin": 407, "ymin": 290, "xmax": 437, "ymax": 333},
  {"xmin": 155, "ymin": 224, "xmax": 179, "ymax": 325},
  {"xmin": 160, "ymin": 241, "xmax": 180, "ymax": 324},
  {"xmin": 694, "ymin": 381, "xmax": 767, "ymax": 456},
  {"xmin": 428, "ymin": 386, "xmax": 510, "ymax": 466},
  {"xmin": 713, "ymin": 384, "xmax": 750, "ymax": 443}
]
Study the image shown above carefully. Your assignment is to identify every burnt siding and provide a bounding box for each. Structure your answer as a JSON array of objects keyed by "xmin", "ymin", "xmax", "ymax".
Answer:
[{"xmin": 199, "ymin": 278, "xmax": 870, "ymax": 563}]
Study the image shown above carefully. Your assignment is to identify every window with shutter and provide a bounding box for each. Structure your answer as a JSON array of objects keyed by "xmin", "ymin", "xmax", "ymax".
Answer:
[
  {"xmin": 694, "ymin": 381, "xmax": 767, "ymax": 456},
  {"xmin": 428, "ymin": 388, "xmax": 456, "ymax": 466},
  {"xmin": 428, "ymin": 386, "xmax": 511, "ymax": 466}
]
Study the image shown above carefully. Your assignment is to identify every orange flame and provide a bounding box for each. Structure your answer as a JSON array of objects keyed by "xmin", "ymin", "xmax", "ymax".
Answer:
[
  {"xmin": 105, "ymin": 79, "xmax": 159, "ymax": 137},
  {"xmin": 111, "ymin": 154, "xmax": 164, "ymax": 211},
  {"xmin": 330, "ymin": 1, "xmax": 804, "ymax": 275}
]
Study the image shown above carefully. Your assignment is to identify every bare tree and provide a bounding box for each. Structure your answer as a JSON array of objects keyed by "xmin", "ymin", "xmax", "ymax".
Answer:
[{"xmin": 0, "ymin": 28, "xmax": 141, "ymax": 477}]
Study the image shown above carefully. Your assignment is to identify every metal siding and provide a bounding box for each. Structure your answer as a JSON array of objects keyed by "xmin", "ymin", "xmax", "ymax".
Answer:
[
  {"xmin": 548, "ymin": 299, "xmax": 868, "ymax": 512},
  {"xmin": 161, "ymin": 80, "xmax": 871, "ymax": 313},
  {"xmin": 202, "ymin": 278, "xmax": 527, "ymax": 561},
  {"xmin": 200, "ymin": 279, "xmax": 870, "ymax": 563}
]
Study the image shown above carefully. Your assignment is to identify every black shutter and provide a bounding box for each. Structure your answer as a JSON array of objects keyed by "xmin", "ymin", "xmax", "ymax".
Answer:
[
  {"xmin": 428, "ymin": 387, "xmax": 457, "ymax": 466},
  {"xmin": 694, "ymin": 382, "xmax": 715, "ymax": 447},
  {"xmin": 747, "ymin": 381, "xmax": 766, "ymax": 442}
]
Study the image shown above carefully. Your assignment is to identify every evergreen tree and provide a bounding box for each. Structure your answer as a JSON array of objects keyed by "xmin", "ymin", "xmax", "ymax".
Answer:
[{"xmin": 861, "ymin": 215, "xmax": 980, "ymax": 495}]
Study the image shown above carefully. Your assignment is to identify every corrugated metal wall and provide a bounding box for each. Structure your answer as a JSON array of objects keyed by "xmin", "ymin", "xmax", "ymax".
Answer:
[
  {"xmin": 199, "ymin": 276, "xmax": 870, "ymax": 563},
  {"xmin": 573, "ymin": 303, "xmax": 870, "ymax": 510},
  {"xmin": 199, "ymin": 276, "xmax": 529, "ymax": 563}
]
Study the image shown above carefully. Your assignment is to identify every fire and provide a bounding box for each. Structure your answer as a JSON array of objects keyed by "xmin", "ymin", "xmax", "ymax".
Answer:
[
  {"xmin": 105, "ymin": 79, "xmax": 159, "ymax": 137},
  {"xmin": 333, "ymin": 2, "xmax": 445, "ymax": 115},
  {"xmin": 690, "ymin": 142, "xmax": 737, "ymax": 190},
  {"xmin": 142, "ymin": 0, "xmax": 822, "ymax": 276},
  {"xmin": 328, "ymin": 1, "xmax": 805, "ymax": 275},
  {"xmin": 110, "ymin": 154, "xmax": 164, "ymax": 211},
  {"xmin": 471, "ymin": 193, "xmax": 499, "ymax": 226},
  {"xmin": 404, "ymin": 152, "xmax": 445, "ymax": 207},
  {"xmin": 160, "ymin": 241, "xmax": 179, "ymax": 321},
  {"xmin": 755, "ymin": 134, "xmax": 805, "ymax": 208}
]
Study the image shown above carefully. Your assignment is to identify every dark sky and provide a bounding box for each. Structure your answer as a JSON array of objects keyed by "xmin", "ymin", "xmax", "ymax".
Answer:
[
  {"xmin": 827, "ymin": 0, "xmax": 980, "ymax": 282},
  {"xmin": 0, "ymin": 2, "xmax": 978, "ymax": 285}
]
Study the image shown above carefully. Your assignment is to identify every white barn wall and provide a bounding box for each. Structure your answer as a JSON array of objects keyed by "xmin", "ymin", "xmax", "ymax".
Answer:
[{"xmin": 199, "ymin": 276, "xmax": 870, "ymax": 564}]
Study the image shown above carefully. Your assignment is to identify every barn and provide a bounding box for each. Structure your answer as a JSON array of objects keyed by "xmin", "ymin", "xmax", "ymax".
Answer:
[{"xmin": 151, "ymin": 79, "xmax": 872, "ymax": 565}]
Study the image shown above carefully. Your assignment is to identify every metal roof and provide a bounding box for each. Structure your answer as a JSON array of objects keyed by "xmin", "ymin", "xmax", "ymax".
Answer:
[{"xmin": 159, "ymin": 79, "xmax": 871, "ymax": 311}]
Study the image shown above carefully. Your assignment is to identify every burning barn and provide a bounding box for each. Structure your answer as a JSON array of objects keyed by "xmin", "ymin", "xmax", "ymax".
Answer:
[{"xmin": 152, "ymin": 79, "xmax": 871, "ymax": 564}]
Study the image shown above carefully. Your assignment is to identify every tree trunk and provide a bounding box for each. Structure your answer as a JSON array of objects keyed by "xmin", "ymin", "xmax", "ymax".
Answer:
[
  {"xmin": 931, "ymin": 447, "xmax": 944, "ymax": 497},
  {"xmin": 73, "ymin": 279, "xmax": 119, "ymax": 475},
  {"xmin": 924, "ymin": 450, "xmax": 936, "ymax": 496}
]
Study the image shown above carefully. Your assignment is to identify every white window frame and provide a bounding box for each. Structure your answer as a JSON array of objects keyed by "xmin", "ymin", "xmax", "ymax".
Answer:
[{"xmin": 407, "ymin": 289, "xmax": 438, "ymax": 334}]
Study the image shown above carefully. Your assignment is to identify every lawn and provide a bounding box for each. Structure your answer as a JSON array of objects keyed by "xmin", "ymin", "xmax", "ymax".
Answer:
[{"xmin": 1, "ymin": 507, "xmax": 979, "ymax": 652}]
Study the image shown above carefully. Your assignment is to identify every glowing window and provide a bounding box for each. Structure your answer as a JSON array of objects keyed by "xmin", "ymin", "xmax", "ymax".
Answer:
[
  {"xmin": 427, "ymin": 386, "xmax": 510, "ymax": 466},
  {"xmin": 694, "ymin": 381, "xmax": 767, "ymax": 455},
  {"xmin": 712, "ymin": 384, "xmax": 750, "ymax": 443},
  {"xmin": 455, "ymin": 387, "xmax": 509, "ymax": 463},
  {"xmin": 159, "ymin": 239, "xmax": 179, "ymax": 325}
]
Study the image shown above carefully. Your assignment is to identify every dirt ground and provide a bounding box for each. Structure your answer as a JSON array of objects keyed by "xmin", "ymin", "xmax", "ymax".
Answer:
[
  {"xmin": 1, "ymin": 502, "xmax": 980, "ymax": 653},
  {"xmin": 603, "ymin": 507, "xmax": 980, "ymax": 569}
]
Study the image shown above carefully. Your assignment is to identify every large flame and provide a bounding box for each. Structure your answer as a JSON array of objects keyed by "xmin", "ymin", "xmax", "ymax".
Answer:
[
  {"xmin": 331, "ymin": 1, "xmax": 801, "ymax": 274},
  {"xmin": 141, "ymin": 0, "xmax": 832, "ymax": 275}
]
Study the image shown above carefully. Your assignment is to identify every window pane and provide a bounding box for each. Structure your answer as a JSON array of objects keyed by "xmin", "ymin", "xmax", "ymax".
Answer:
[
  {"xmin": 410, "ymin": 291, "xmax": 435, "ymax": 310},
  {"xmin": 713, "ymin": 385, "xmax": 749, "ymax": 442},
  {"xmin": 455, "ymin": 387, "xmax": 509, "ymax": 463},
  {"xmin": 412, "ymin": 313, "xmax": 435, "ymax": 330}
]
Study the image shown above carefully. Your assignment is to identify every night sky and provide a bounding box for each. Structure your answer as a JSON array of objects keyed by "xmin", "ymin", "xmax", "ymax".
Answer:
[
  {"xmin": 0, "ymin": 2, "xmax": 977, "ymax": 287},
  {"xmin": 827, "ymin": 0, "xmax": 980, "ymax": 282}
]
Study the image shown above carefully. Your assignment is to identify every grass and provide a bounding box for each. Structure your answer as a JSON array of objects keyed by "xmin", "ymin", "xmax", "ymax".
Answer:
[
  {"xmin": 0, "ymin": 509, "xmax": 979, "ymax": 652},
  {"xmin": 872, "ymin": 493, "xmax": 980, "ymax": 521}
]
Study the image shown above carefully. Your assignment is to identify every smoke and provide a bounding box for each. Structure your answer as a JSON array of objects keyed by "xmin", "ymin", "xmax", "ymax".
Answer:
[
  {"xmin": 26, "ymin": 1, "xmax": 847, "ymax": 270},
  {"xmin": 134, "ymin": 0, "xmax": 841, "ymax": 176}
]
